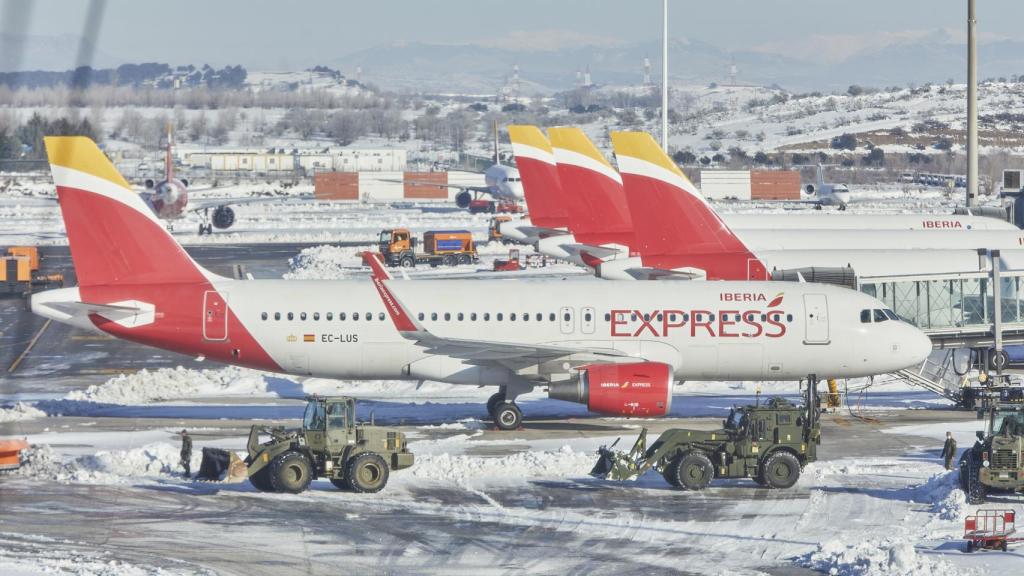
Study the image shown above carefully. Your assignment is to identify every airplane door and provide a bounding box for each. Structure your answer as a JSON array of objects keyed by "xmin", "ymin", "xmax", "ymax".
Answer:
[
  {"xmin": 559, "ymin": 306, "xmax": 575, "ymax": 334},
  {"xmin": 803, "ymin": 294, "xmax": 830, "ymax": 344},
  {"xmin": 581, "ymin": 306, "xmax": 596, "ymax": 334},
  {"xmin": 203, "ymin": 291, "xmax": 228, "ymax": 341}
]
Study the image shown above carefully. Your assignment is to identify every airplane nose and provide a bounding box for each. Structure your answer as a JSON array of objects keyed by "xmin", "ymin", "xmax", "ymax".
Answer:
[{"xmin": 906, "ymin": 327, "xmax": 933, "ymax": 365}]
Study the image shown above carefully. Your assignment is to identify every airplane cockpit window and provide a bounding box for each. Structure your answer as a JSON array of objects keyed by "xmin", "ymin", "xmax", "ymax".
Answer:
[
  {"xmin": 873, "ymin": 309, "xmax": 888, "ymax": 322},
  {"xmin": 884, "ymin": 309, "xmax": 900, "ymax": 321},
  {"xmin": 860, "ymin": 310, "xmax": 871, "ymax": 323}
]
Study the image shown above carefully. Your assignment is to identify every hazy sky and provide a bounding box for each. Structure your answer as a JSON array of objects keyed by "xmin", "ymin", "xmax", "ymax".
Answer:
[{"xmin": 4, "ymin": 0, "xmax": 1024, "ymax": 70}]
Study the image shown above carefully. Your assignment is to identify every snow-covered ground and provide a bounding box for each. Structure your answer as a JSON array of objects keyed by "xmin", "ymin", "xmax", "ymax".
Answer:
[{"xmin": 3, "ymin": 361, "xmax": 1021, "ymax": 574}]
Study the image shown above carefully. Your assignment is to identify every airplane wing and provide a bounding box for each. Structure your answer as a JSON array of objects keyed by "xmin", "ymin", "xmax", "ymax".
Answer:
[
  {"xmin": 621, "ymin": 267, "xmax": 704, "ymax": 281},
  {"xmin": 186, "ymin": 195, "xmax": 313, "ymax": 213},
  {"xmin": 362, "ymin": 252, "xmax": 628, "ymax": 371},
  {"xmin": 513, "ymin": 226, "xmax": 571, "ymax": 240},
  {"xmin": 557, "ymin": 243, "xmax": 624, "ymax": 262},
  {"xmin": 379, "ymin": 178, "xmax": 496, "ymax": 196}
]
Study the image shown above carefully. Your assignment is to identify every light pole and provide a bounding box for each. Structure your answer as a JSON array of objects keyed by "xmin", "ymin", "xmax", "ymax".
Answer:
[
  {"xmin": 967, "ymin": 0, "xmax": 978, "ymax": 207},
  {"xmin": 661, "ymin": 0, "xmax": 669, "ymax": 151}
]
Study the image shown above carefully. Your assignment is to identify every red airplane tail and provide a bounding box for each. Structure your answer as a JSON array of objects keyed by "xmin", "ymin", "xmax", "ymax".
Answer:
[
  {"xmin": 507, "ymin": 125, "xmax": 569, "ymax": 229},
  {"xmin": 45, "ymin": 136, "xmax": 212, "ymax": 287},
  {"xmin": 610, "ymin": 131, "xmax": 767, "ymax": 280},
  {"xmin": 547, "ymin": 127, "xmax": 635, "ymax": 249}
]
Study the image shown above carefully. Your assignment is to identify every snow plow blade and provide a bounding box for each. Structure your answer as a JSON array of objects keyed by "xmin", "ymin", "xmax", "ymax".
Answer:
[
  {"xmin": 590, "ymin": 429, "xmax": 648, "ymax": 481},
  {"xmin": 196, "ymin": 447, "xmax": 248, "ymax": 482}
]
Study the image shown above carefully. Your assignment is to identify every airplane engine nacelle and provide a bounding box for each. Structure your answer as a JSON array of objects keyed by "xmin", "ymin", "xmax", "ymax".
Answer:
[
  {"xmin": 805, "ymin": 184, "xmax": 815, "ymax": 195},
  {"xmin": 144, "ymin": 179, "xmax": 155, "ymax": 189},
  {"xmin": 455, "ymin": 190, "xmax": 472, "ymax": 209},
  {"xmin": 180, "ymin": 178, "xmax": 189, "ymax": 188},
  {"xmin": 549, "ymin": 362, "xmax": 673, "ymax": 417},
  {"xmin": 212, "ymin": 206, "xmax": 235, "ymax": 229}
]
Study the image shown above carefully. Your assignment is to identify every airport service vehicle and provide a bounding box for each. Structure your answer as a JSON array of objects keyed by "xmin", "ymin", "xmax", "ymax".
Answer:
[
  {"xmin": 488, "ymin": 215, "xmax": 515, "ymax": 244},
  {"xmin": 0, "ymin": 439, "xmax": 29, "ymax": 471},
  {"xmin": 1, "ymin": 246, "xmax": 63, "ymax": 297},
  {"xmin": 592, "ymin": 396, "xmax": 819, "ymax": 490},
  {"xmin": 199, "ymin": 396, "xmax": 413, "ymax": 493},
  {"xmin": 959, "ymin": 403, "xmax": 1024, "ymax": 504},
  {"xmin": 469, "ymin": 198, "xmax": 523, "ymax": 215},
  {"xmin": 492, "ymin": 249, "xmax": 522, "ymax": 271},
  {"xmin": 964, "ymin": 509, "xmax": 1022, "ymax": 552},
  {"xmin": 378, "ymin": 228, "xmax": 477, "ymax": 268},
  {"xmin": 32, "ymin": 137, "xmax": 933, "ymax": 430}
]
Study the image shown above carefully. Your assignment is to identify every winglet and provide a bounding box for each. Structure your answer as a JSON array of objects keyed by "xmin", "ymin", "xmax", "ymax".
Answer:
[
  {"xmin": 362, "ymin": 251, "xmax": 393, "ymax": 280},
  {"xmin": 361, "ymin": 251, "xmax": 423, "ymax": 335}
]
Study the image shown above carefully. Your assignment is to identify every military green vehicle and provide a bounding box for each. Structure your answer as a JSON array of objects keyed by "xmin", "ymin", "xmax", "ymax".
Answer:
[
  {"xmin": 591, "ymin": 397, "xmax": 820, "ymax": 490},
  {"xmin": 198, "ymin": 395, "xmax": 414, "ymax": 494},
  {"xmin": 959, "ymin": 402, "xmax": 1024, "ymax": 504}
]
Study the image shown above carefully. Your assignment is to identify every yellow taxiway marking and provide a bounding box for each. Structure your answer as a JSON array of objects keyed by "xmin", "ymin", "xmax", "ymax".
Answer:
[
  {"xmin": 76, "ymin": 368, "xmax": 139, "ymax": 375},
  {"xmin": 8, "ymin": 319, "xmax": 51, "ymax": 373}
]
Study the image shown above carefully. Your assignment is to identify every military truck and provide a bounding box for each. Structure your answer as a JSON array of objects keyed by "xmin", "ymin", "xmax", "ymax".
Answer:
[
  {"xmin": 198, "ymin": 396, "xmax": 414, "ymax": 493},
  {"xmin": 592, "ymin": 396, "xmax": 820, "ymax": 490},
  {"xmin": 959, "ymin": 402, "xmax": 1024, "ymax": 504}
]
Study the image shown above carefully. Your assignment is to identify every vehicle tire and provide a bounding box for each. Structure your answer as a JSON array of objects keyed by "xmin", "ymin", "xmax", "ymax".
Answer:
[
  {"xmin": 990, "ymin": 349, "xmax": 1010, "ymax": 372},
  {"xmin": 347, "ymin": 453, "xmax": 389, "ymax": 493},
  {"xmin": 1001, "ymin": 539, "xmax": 1008, "ymax": 552},
  {"xmin": 458, "ymin": 253, "xmax": 472, "ymax": 265},
  {"xmin": 330, "ymin": 477, "xmax": 351, "ymax": 491},
  {"xmin": 761, "ymin": 452, "xmax": 801, "ymax": 489},
  {"xmin": 965, "ymin": 540, "xmax": 974, "ymax": 553},
  {"xmin": 269, "ymin": 451, "xmax": 313, "ymax": 494},
  {"xmin": 400, "ymin": 255, "xmax": 415, "ymax": 268},
  {"xmin": 673, "ymin": 452, "xmax": 713, "ymax": 490},
  {"xmin": 662, "ymin": 457, "xmax": 682, "ymax": 488},
  {"xmin": 249, "ymin": 466, "xmax": 275, "ymax": 492},
  {"xmin": 493, "ymin": 401, "xmax": 522, "ymax": 431},
  {"xmin": 963, "ymin": 452, "xmax": 987, "ymax": 505},
  {"xmin": 486, "ymin": 392, "xmax": 504, "ymax": 417},
  {"xmin": 442, "ymin": 255, "xmax": 455, "ymax": 267}
]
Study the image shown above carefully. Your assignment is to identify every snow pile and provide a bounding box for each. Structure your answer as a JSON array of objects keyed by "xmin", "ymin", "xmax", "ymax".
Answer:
[
  {"xmin": 803, "ymin": 537, "xmax": 961, "ymax": 576},
  {"xmin": 410, "ymin": 444, "xmax": 594, "ymax": 483},
  {"xmin": 0, "ymin": 402, "xmax": 46, "ymax": 422},
  {"xmin": 64, "ymin": 366, "xmax": 271, "ymax": 404},
  {"xmin": 915, "ymin": 471, "xmax": 968, "ymax": 521},
  {"xmin": 285, "ymin": 244, "xmax": 369, "ymax": 280},
  {"xmin": 17, "ymin": 442, "xmax": 196, "ymax": 484}
]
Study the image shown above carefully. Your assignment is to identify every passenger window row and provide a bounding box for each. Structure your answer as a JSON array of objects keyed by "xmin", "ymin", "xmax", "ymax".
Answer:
[{"xmin": 261, "ymin": 311, "xmax": 386, "ymax": 322}]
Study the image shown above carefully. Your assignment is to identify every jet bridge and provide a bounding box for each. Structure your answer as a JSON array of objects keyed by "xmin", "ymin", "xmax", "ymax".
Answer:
[{"xmin": 857, "ymin": 252, "xmax": 1024, "ymax": 405}]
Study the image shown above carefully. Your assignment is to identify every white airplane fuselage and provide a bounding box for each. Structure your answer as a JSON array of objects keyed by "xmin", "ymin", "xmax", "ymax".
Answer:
[{"xmin": 34, "ymin": 279, "xmax": 931, "ymax": 383}]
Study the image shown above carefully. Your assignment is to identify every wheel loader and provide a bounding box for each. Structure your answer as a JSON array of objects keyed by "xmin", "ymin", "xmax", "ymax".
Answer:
[{"xmin": 198, "ymin": 395, "xmax": 414, "ymax": 493}]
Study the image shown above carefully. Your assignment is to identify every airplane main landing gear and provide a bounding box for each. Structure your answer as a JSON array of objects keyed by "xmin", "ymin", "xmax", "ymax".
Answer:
[
  {"xmin": 492, "ymin": 402, "xmax": 522, "ymax": 431},
  {"xmin": 486, "ymin": 389, "xmax": 523, "ymax": 430}
]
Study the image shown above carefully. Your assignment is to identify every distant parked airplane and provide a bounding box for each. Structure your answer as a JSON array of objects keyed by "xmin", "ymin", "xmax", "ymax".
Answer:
[{"xmin": 800, "ymin": 163, "xmax": 851, "ymax": 210}]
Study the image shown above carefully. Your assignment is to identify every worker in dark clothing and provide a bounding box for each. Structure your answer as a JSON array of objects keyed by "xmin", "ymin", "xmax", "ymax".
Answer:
[
  {"xmin": 941, "ymin": 431, "xmax": 957, "ymax": 471},
  {"xmin": 179, "ymin": 429, "xmax": 193, "ymax": 478}
]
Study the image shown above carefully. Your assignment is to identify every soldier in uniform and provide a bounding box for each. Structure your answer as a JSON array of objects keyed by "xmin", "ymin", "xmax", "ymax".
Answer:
[
  {"xmin": 179, "ymin": 429, "xmax": 193, "ymax": 478},
  {"xmin": 941, "ymin": 431, "xmax": 957, "ymax": 470}
]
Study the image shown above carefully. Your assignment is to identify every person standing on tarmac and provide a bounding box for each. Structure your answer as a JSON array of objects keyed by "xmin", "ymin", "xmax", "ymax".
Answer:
[
  {"xmin": 179, "ymin": 429, "xmax": 193, "ymax": 478},
  {"xmin": 941, "ymin": 431, "xmax": 957, "ymax": 470}
]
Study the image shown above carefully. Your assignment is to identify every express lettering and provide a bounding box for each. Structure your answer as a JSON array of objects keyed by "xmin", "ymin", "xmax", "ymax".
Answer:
[{"xmin": 610, "ymin": 308, "xmax": 787, "ymax": 338}]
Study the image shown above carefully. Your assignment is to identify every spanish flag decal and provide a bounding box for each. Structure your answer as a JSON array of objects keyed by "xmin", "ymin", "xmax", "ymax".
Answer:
[{"xmin": 303, "ymin": 334, "xmax": 315, "ymax": 343}]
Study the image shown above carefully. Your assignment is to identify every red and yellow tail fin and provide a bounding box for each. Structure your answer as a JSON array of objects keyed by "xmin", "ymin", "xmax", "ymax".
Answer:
[{"xmin": 507, "ymin": 125, "xmax": 568, "ymax": 229}]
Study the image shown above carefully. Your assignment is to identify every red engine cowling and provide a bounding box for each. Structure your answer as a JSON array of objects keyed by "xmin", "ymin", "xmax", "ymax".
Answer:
[{"xmin": 549, "ymin": 362, "xmax": 673, "ymax": 417}]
